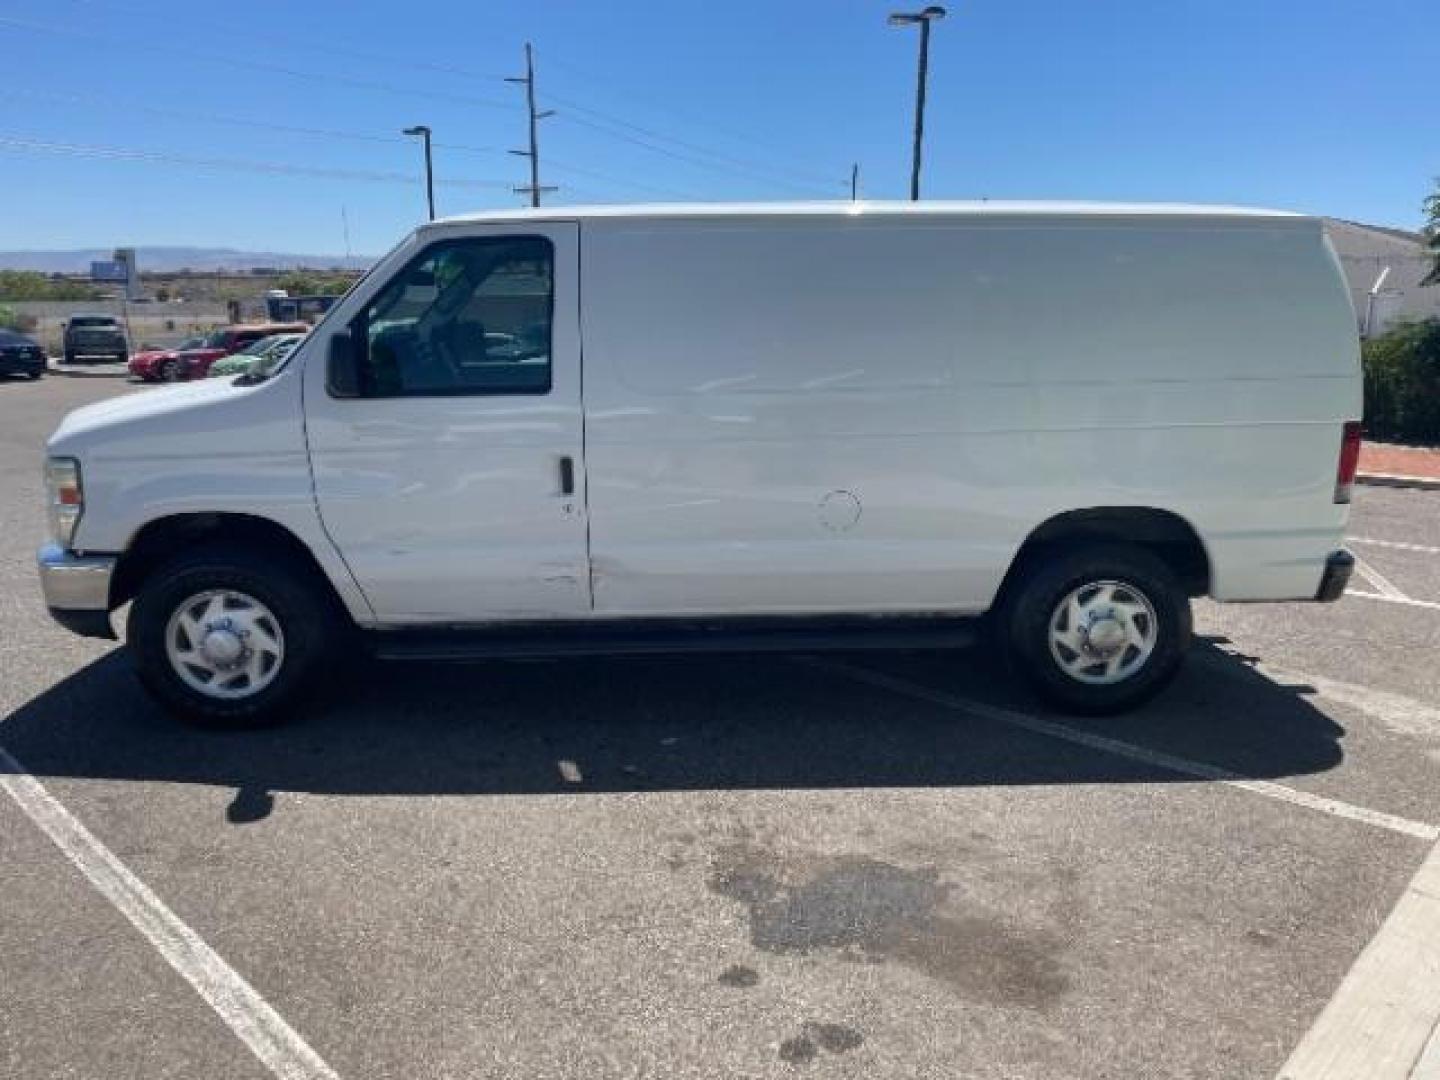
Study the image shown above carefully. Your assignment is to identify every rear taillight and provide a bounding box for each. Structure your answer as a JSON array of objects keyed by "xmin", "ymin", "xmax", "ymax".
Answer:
[
  {"xmin": 44, "ymin": 457, "xmax": 83, "ymax": 546},
  {"xmin": 1335, "ymin": 421, "xmax": 1361, "ymax": 504}
]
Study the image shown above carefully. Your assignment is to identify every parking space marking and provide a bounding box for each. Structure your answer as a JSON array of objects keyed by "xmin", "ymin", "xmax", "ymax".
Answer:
[
  {"xmin": 1351, "ymin": 537, "xmax": 1440, "ymax": 557},
  {"xmin": 807, "ymin": 659, "xmax": 1440, "ymax": 842},
  {"xmin": 1346, "ymin": 591, "xmax": 1440, "ymax": 613},
  {"xmin": 1276, "ymin": 837, "xmax": 1440, "ymax": 1080},
  {"xmin": 0, "ymin": 745, "xmax": 342, "ymax": 1080},
  {"xmin": 1354, "ymin": 556, "xmax": 1409, "ymax": 601},
  {"xmin": 1202, "ymin": 654, "xmax": 1440, "ymax": 742},
  {"xmin": 1416, "ymin": 1024, "xmax": 1440, "ymax": 1080}
]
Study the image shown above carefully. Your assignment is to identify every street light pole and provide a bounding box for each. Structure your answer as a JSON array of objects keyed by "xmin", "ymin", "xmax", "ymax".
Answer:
[
  {"xmin": 888, "ymin": 6, "xmax": 947, "ymax": 201},
  {"xmin": 402, "ymin": 125, "xmax": 435, "ymax": 221}
]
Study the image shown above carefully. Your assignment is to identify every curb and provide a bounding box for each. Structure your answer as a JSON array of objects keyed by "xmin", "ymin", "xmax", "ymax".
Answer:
[
  {"xmin": 45, "ymin": 361, "xmax": 132, "ymax": 379},
  {"xmin": 1357, "ymin": 472, "xmax": 1440, "ymax": 492}
]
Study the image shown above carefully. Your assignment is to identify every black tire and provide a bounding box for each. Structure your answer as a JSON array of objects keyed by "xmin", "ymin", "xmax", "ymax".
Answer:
[
  {"xmin": 158, "ymin": 358, "xmax": 182, "ymax": 382},
  {"xmin": 1001, "ymin": 543, "xmax": 1191, "ymax": 716},
  {"xmin": 127, "ymin": 545, "xmax": 336, "ymax": 728},
  {"xmin": 63, "ymin": 349, "xmax": 77, "ymax": 365},
  {"xmin": 28, "ymin": 370, "xmax": 43, "ymax": 380}
]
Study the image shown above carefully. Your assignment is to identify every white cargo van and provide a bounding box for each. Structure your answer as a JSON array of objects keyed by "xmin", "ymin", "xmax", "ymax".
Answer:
[{"xmin": 38, "ymin": 202, "xmax": 1361, "ymax": 725}]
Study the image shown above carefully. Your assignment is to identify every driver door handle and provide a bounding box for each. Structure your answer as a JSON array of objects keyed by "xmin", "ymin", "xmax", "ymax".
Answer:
[{"xmin": 558, "ymin": 455, "xmax": 575, "ymax": 497}]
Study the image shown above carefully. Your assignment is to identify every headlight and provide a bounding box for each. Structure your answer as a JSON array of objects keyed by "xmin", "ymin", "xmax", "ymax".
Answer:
[{"xmin": 44, "ymin": 457, "xmax": 83, "ymax": 547}]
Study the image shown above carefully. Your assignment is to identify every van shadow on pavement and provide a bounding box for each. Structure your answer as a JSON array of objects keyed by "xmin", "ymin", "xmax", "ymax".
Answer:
[{"xmin": 0, "ymin": 637, "xmax": 1344, "ymax": 817}]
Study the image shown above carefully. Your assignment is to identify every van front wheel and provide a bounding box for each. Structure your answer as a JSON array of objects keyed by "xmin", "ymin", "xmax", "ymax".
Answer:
[
  {"xmin": 128, "ymin": 546, "xmax": 332, "ymax": 728},
  {"xmin": 1003, "ymin": 544, "xmax": 1191, "ymax": 715}
]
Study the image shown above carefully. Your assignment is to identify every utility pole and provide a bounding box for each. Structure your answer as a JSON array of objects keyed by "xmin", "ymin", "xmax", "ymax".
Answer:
[
  {"xmin": 850, "ymin": 163, "xmax": 860, "ymax": 201},
  {"xmin": 507, "ymin": 42, "xmax": 557, "ymax": 207},
  {"xmin": 888, "ymin": 6, "xmax": 947, "ymax": 201},
  {"xmin": 402, "ymin": 125, "xmax": 435, "ymax": 220}
]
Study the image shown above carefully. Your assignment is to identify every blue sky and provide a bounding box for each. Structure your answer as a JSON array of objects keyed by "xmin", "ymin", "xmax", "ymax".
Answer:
[{"xmin": 0, "ymin": 0, "xmax": 1433, "ymax": 255}]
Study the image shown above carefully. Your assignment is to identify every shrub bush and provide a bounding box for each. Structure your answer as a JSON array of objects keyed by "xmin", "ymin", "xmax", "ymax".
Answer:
[{"xmin": 1362, "ymin": 319, "xmax": 1440, "ymax": 444}]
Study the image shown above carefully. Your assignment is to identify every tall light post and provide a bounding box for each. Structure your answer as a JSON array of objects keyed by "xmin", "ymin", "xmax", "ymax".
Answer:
[
  {"xmin": 888, "ymin": 5, "xmax": 946, "ymax": 201},
  {"xmin": 402, "ymin": 125, "xmax": 435, "ymax": 221}
]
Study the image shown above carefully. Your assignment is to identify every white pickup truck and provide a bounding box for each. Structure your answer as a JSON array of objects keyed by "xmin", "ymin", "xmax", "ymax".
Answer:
[{"xmin": 38, "ymin": 202, "xmax": 1360, "ymax": 726}]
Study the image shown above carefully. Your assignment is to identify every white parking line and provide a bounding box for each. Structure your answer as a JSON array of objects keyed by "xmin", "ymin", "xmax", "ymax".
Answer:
[
  {"xmin": 0, "ymin": 745, "xmax": 342, "ymax": 1080},
  {"xmin": 806, "ymin": 658, "xmax": 1440, "ymax": 842},
  {"xmin": 1354, "ymin": 556, "xmax": 1409, "ymax": 600},
  {"xmin": 1351, "ymin": 537, "xmax": 1440, "ymax": 557},
  {"xmin": 1415, "ymin": 1025, "xmax": 1440, "ymax": 1080},
  {"xmin": 1346, "ymin": 591, "xmax": 1440, "ymax": 613},
  {"xmin": 1207, "ymin": 655, "xmax": 1440, "ymax": 742},
  {"xmin": 1277, "ymin": 837, "xmax": 1440, "ymax": 1080}
]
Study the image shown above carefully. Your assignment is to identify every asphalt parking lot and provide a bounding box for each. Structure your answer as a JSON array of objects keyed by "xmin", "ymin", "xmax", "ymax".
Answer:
[{"xmin": 2, "ymin": 374, "xmax": 1438, "ymax": 1079}]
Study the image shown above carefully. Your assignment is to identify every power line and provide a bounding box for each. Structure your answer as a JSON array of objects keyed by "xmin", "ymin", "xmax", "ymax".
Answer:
[
  {"xmin": 543, "ymin": 157, "xmax": 704, "ymax": 201},
  {"xmin": 57, "ymin": 0, "xmax": 838, "ymax": 192},
  {"xmin": 536, "ymin": 92, "xmax": 842, "ymax": 190},
  {"xmin": 51, "ymin": 0, "xmax": 833, "ymax": 198},
  {"xmin": 551, "ymin": 112, "xmax": 837, "ymax": 197},
  {"xmin": 3, "ymin": 87, "xmax": 706, "ymax": 202},
  {"xmin": 52, "ymin": 0, "xmax": 515, "ymax": 82},
  {"xmin": 2, "ymin": 11, "xmax": 848, "ymax": 197},
  {"xmin": 0, "ymin": 15, "xmax": 515, "ymax": 110},
  {"xmin": 0, "ymin": 88, "xmax": 506, "ymax": 156},
  {"xmin": 541, "ymin": 53, "xmax": 840, "ymax": 185},
  {"xmin": 0, "ymin": 134, "xmax": 516, "ymax": 188}
]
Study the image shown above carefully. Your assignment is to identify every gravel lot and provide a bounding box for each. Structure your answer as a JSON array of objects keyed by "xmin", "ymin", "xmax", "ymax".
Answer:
[{"xmin": 3, "ymin": 374, "xmax": 1438, "ymax": 1079}]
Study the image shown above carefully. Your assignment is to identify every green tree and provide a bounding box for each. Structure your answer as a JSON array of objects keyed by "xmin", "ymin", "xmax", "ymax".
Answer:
[
  {"xmin": 1424, "ymin": 178, "xmax": 1440, "ymax": 286},
  {"xmin": 0, "ymin": 303, "xmax": 18, "ymax": 330},
  {"xmin": 0, "ymin": 271, "xmax": 104, "ymax": 301},
  {"xmin": 275, "ymin": 271, "xmax": 352, "ymax": 297},
  {"xmin": 1363, "ymin": 319, "xmax": 1440, "ymax": 442}
]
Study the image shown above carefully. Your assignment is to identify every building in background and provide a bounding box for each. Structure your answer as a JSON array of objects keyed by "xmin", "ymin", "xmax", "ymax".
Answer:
[
  {"xmin": 1323, "ymin": 218, "xmax": 1438, "ymax": 338},
  {"xmin": 88, "ymin": 247, "xmax": 142, "ymax": 301}
]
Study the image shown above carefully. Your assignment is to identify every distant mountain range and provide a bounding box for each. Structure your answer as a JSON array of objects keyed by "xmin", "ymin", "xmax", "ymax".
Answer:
[{"xmin": 0, "ymin": 247, "xmax": 375, "ymax": 273}]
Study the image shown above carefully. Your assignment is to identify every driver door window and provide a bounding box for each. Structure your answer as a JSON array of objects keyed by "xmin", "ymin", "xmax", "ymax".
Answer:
[{"xmin": 357, "ymin": 236, "xmax": 553, "ymax": 397}]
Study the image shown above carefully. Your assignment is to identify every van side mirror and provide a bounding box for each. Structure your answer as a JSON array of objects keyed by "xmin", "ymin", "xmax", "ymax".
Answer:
[{"xmin": 326, "ymin": 329, "xmax": 362, "ymax": 398}]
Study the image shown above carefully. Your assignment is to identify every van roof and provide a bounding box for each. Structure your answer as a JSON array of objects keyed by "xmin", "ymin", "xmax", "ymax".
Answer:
[{"xmin": 428, "ymin": 200, "xmax": 1310, "ymax": 229}]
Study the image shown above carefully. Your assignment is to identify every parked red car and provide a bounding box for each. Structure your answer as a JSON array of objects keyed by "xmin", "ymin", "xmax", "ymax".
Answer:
[
  {"xmin": 127, "ymin": 336, "xmax": 203, "ymax": 382},
  {"xmin": 129, "ymin": 323, "xmax": 309, "ymax": 382}
]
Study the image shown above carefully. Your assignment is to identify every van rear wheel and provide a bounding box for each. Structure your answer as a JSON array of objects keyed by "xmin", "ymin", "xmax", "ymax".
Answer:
[
  {"xmin": 128, "ymin": 546, "xmax": 332, "ymax": 728},
  {"xmin": 1002, "ymin": 544, "xmax": 1191, "ymax": 715}
]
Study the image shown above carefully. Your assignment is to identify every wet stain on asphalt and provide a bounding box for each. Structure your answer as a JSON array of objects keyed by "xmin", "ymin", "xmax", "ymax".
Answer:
[
  {"xmin": 778, "ymin": 1035, "xmax": 818, "ymax": 1065},
  {"xmin": 708, "ymin": 844, "xmax": 1069, "ymax": 1009},
  {"xmin": 805, "ymin": 1022, "xmax": 864, "ymax": 1053},
  {"xmin": 779, "ymin": 1021, "xmax": 865, "ymax": 1065},
  {"xmin": 718, "ymin": 964, "xmax": 760, "ymax": 988}
]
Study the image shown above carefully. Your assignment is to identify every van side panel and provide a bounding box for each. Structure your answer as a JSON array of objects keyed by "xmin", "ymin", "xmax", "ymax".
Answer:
[{"xmin": 580, "ymin": 215, "xmax": 1359, "ymax": 615}]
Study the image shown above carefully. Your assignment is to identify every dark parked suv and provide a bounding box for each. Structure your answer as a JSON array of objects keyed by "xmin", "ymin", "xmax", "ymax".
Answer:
[
  {"xmin": 0, "ymin": 328, "xmax": 45, "ymax": 379},
  {"xmin": 63, "ymin": 314, "xmax": 129, "ymax": 364}
]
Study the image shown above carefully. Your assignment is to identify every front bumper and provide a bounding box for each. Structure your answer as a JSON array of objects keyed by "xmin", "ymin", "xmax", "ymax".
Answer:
[
  {"xmin": 1314, "ymin": 549, "xmax": 1354, "ymax": 603},
  {"xmin": 37, "ymin": 542, "xmax": 118, "ymax": 639}
]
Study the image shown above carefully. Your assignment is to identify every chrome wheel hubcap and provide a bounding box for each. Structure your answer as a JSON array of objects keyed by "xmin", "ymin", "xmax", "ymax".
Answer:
[
  {"xmin": 1047, "ymin": 579, "xmax": 1158, "ymax": 686},
  {"xmin": 165, "ymin": 589, "xmax": 285, "ymax": 700}
]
